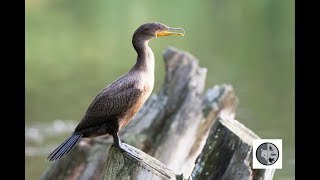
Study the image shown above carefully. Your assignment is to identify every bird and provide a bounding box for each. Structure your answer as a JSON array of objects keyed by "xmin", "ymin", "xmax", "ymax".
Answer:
[{"xmin": 47, "ymin": 22, "xmax": 185, "ymax": 161}]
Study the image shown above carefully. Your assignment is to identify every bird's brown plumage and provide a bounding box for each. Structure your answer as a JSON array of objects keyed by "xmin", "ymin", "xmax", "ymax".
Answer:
[
  {"xmin": 47, "ymin": 22, "xmax": 184, "ymax": 161},
  {"xmin": 75, "ymin": 72, "xmax": 151, "ymax": 137}
]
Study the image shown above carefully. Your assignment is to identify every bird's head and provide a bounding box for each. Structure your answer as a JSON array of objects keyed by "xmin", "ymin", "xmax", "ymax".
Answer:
[{"xmin": 133, "ymin": 22, "xmax": 185, "ymax": 42}]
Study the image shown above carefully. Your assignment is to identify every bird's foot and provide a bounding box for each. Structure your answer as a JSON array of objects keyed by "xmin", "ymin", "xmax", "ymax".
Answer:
[
  {"xmin": 112, "ymin": 133, "xmax": 141, "ymax": 160},
  {"xmin": 113, "ymin": 142, "xmax": 141, "ymax": 160}
]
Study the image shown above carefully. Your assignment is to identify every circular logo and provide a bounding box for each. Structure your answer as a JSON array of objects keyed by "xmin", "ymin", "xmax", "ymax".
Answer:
[{"xmin": 256, "ymin": 142, "xmax": 279, "ymax": 165}]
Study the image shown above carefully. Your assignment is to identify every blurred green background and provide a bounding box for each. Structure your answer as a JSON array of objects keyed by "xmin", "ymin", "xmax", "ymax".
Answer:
[{"xmin": 26, "ymin": 0, "xmax": 294, "ymax": 179}]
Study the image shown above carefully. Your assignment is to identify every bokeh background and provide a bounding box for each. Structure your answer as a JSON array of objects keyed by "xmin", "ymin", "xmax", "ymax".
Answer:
[{"xmin": 26, "ymin": 0, "xmax": 294, "ymax": 179}]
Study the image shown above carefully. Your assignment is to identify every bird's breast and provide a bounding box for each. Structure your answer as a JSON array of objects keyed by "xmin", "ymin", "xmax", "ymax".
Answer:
[
  {"xmin": 135, "ymin": 70, "xmax": 154, "ymax": 95},
  {"xmin": 119, "ymin": 72, "xmax": 154, "ymax": 129}
]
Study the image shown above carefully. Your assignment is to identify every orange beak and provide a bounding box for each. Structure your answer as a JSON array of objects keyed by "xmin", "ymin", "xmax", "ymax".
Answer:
[{"xmin": 156, "ymin": 27, "xmax": 185, "ymax": 37}]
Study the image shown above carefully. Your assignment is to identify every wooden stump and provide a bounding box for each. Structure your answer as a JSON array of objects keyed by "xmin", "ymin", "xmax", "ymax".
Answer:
[
  {"xmin": 41, "ymin": 47, "xmax": 275, "ymax": 180},
  {"xmin": 102, "ymin": 117, "xmax": 275, "ymax": 180},
  {"xmin": 190, "ymin": 117, "xmax": 275, "ymax": 180},
  {"xmin": 104, "ymin": 144, "xmax": 177, "ymax": 180}
]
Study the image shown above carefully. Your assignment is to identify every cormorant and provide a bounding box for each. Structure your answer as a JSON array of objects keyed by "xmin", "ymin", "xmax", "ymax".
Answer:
[{"xmin": 47, "ymin": 22, "xmax": 184, "ymax": 161}]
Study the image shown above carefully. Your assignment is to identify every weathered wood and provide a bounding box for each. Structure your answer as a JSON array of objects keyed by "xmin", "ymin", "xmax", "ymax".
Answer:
[
  {"xmin": 104, "ymin": 144, "xmax": 177, "ymax": 180},
  {"xmin": 41, "ymin": 47, "xmax": 274, "ymax": 180},
  {"xmin": 190, "ymin": 117, "xmax": 275, "ymax": 180},
  {"xmin": 102, "ymin": 116, "xmax": 276, "ymax": 180},
  {"xmin": 41, "ymin": 47, "xmax": 238, "ymax": 180}
]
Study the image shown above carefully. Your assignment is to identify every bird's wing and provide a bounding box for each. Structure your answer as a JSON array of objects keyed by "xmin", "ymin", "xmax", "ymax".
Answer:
[{"xmin": 75, "ymin": 77, "xmax": 142, "ymax": 132}]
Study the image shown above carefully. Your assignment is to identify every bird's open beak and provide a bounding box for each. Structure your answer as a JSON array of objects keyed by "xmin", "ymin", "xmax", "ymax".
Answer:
[{"xmin": 156, "ymin": 27, "xmax": 185, "ymax": 37}]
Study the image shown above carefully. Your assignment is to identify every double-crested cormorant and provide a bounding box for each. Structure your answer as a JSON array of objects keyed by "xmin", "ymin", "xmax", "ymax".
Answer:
[{"xmin": 47, "ymin": 22, "xmax": 184, "ymax": 161}]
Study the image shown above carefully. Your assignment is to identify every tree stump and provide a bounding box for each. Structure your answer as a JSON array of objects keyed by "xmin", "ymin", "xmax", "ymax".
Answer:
[
  {"xmin": 41, "ymin": 47, "xmax": 275, "ymax": 180},
  {"xmin": 190, "ymin": 116, "xmax": 275, "ymax": 180},
  {"xmin": 104, "ymin": 144, "xmax": 178, "ymax": 180}
]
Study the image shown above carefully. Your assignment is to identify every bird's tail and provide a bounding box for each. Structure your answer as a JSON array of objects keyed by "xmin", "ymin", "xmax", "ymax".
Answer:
[{"xmin": 47, "ymin": 133, "xmax": 82, "ymax": 161}]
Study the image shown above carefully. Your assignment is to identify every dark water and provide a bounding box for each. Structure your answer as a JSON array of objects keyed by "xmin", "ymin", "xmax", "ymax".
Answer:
[{"xmin": 26, "ymin": 0, "xmax": 294, "ymax": 179}]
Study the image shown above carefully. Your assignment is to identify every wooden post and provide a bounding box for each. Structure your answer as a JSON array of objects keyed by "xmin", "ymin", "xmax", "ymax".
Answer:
[
  {"xmin": 104, "ymin": 144, "xmax": 178, "ymax": 180},
  {"xmin": 41, "ymin": 47, "xmax": 275, "ymax": 180},
  {"xmin": 102, "ymin": 117, "xmax": 275, "ymax": 180},
  {"xmin": 190, "ymin": 117, "xmax": 275, "ymax": 180}
]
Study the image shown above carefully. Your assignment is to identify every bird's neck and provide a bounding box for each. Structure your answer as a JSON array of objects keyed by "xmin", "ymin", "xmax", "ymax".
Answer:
[{"xmin": 132, "ymin": 40, "xmax": 155, "ymax": 74}]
